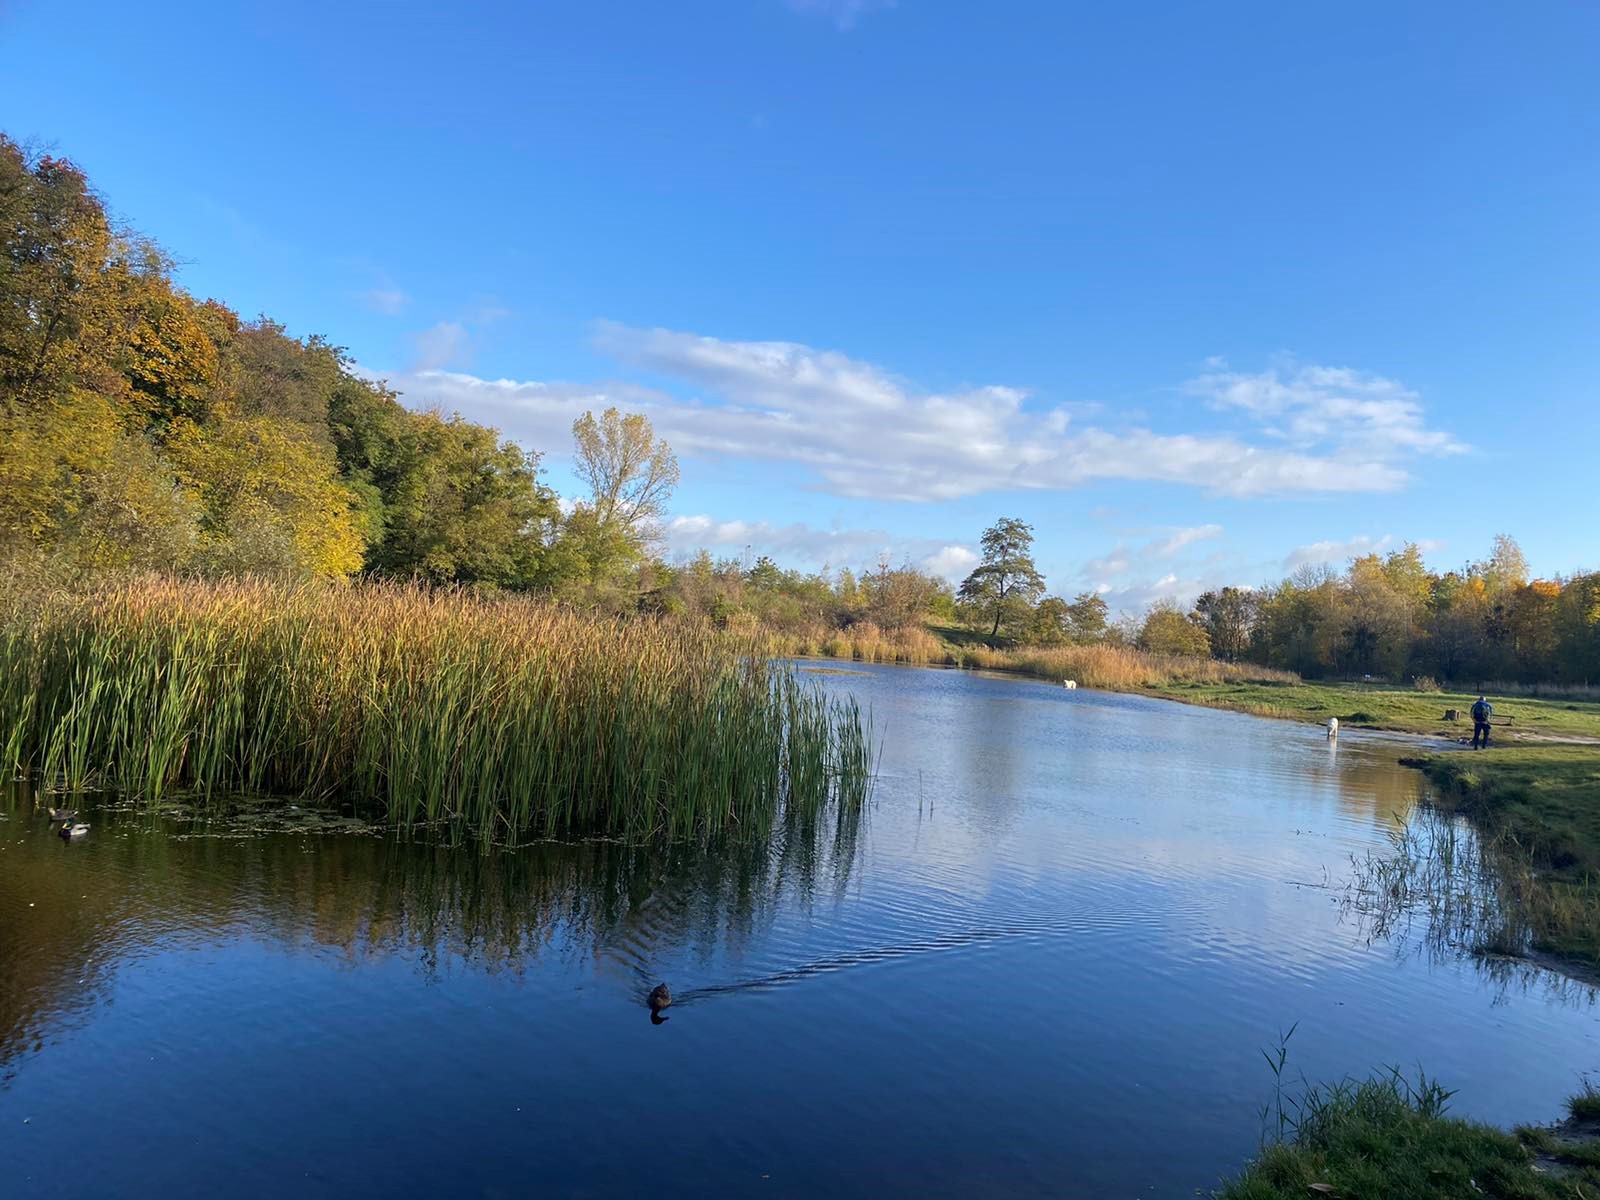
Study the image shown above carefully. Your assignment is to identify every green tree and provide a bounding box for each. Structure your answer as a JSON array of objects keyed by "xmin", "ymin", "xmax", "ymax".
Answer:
[
  {"xmin": 222, "ymin": 317, "xmax": 343, "ymax": 431},
  {"xmin": 1193, "ymin": 587, "xmax": 1256, "ymax": 661},
  {"xmin": 1066, "ymin": 591, "xmax": 1109, "ymax": 642},
  {"xmin": 1137, "ymin": 600, "xmax": 1210, "ymax": 657},
  {"xmin": 957, "ymin": 517, "xmax": 1046, "ymax": 637},
  {"xmin": 864, "ymin": 555, "xmax": 942, "ymax": 629},
  {"xmin": 1028, "ymin": 595, "xmax": 1072, "ymax": 644},
  {"xmin": 375, "ymin": 410, "xmax": 556, "ymax": 587},
  {"xmin": 0, "ymin": 139, "xmax": 124, "ymax": 405}
]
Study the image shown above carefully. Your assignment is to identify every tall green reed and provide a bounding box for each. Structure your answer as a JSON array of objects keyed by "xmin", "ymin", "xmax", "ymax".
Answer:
[{"xmin": 0, "ymin": 577, "xmax": 873, "ymax": 843}]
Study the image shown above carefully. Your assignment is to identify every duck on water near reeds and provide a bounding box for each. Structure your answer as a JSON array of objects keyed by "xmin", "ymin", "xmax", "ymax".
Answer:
[
  {"xmin": 58, "ymin": 822, "xmax": 90, "ymax": 840},
  {"xmin": 47, "ymin": 806, "xmax": 78, "ymax": 822}
]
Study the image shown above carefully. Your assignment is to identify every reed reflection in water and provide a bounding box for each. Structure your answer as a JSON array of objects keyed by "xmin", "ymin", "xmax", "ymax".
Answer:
[{"xmin": 0, "ymin": 782, "xmax": 864, "ymax": 1074}]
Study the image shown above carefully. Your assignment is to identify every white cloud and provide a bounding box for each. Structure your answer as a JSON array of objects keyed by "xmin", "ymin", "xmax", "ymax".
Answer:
[
  {"xmin": 784, "ymin": 0, "xmax": 895, "ymax": 30},
  {"xmin": 393, "ymin": 370, "xmax": 639, "ymax": 434},
  {"xmin": 1082, "ymin": 524, "xmax": 1224, "ymax": 579},
  {"xmin": 1188, "ymin": 360, "xmax": 1465, "ymax": 458},
  {"xmin": 1283, "ymin": 534, "xmax": 1395, "ymax": 571},
  {"xmin": 921, "ymin": 545, "xmax": 978, "ymax": 580},
  {"xmin": 357, "ymin": 287, "xmax": 409, "ymax": 316},
  {"xmin": 664, "ymin": 514, "xmax": 975, "ymax": 579},
  {"xmin": 1076, "ymin": 525, "xmax": 1243, "ymax": 615},
  {"xmin": 1147, "ymin": 523, "xmax": 1224, "ymax": 559},
  {"xmin": 1082, "ymin": 551, "xmax": 1132, "ymax": 577},
  {"xmin": 1094, "ymin": 574, "xmax": 1217, "ymax": 616},
  {"xmin": 1280, "ymin": 534, "xmax": 1448, "ymax": 573},
  {"xmin": 373, "ymin": 326, "xmax": 1454, "ymax": 504}
]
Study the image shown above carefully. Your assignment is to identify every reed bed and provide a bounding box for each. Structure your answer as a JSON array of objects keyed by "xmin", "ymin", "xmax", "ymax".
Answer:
[
  {"xmin": 0, "ymin": 577, "xmax": 872, "ymax": 842},
  {"xmin": 765, "ymin": 623, "xmax": 1297, "ymax": 689}
]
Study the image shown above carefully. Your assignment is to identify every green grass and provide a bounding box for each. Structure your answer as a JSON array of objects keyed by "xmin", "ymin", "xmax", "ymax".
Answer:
[
  {"xmin": 1570, "ymin": 1085, "xmax": 1600, "ymax": 1122},
  {"xmin": 1217, "ymin": 1075, "xmax": 1600, "ymax": 1199},
  {"xmin": 1404, "ymin": 746, "xmax": 1600, "ymax": 969},
  {"xmin": 0, "ymin": 576, "xmax": 872, "ymax": 843},
  {"xmin": 1144, "ymin": 679, "xmax": 1600, "ymax": 742}
]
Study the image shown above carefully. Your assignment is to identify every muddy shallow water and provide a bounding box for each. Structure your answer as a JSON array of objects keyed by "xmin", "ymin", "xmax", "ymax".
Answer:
[{"xmin": 3, "ymin": 664, "xmax": 1595, "ymax": 1198}]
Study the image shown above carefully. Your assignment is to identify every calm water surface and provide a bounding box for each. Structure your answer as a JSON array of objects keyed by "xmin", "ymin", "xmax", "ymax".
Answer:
[{"xmin": 3, "ymin": 664, "xmax": 1596, "ymax": 1198}]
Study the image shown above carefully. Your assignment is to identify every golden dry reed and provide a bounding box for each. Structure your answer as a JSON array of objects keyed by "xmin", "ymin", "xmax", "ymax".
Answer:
[
  {"xmin": 0, "ymin": 577, "xmax": 871, "ymax": 842},
  {"xmin": 765, "ymin": 623, "xmax": 1297, "ymax": 689}
]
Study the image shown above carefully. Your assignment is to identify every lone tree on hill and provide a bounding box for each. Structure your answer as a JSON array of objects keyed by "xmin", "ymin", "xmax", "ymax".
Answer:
[{"xmin": 959, "ymin": 517, "xmax": 1046, "ymax": 637}]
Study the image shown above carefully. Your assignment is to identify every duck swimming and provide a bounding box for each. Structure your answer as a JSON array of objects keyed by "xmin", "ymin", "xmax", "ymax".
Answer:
[
  {"xmin": 58, "ymin": 823, "xmax": 89, "ymax": 840},
  {"xmin": 47, "ymin": 807, "xmax": 78, "ymax": 822},
  {"xmin": 647, "ymin": 983, "xmax": 672, "ymax": 1013}
]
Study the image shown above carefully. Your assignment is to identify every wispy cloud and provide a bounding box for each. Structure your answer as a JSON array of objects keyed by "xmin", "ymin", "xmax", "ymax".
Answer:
[
  {"xmin": 405, "ymin": 305, "xmax": 513, "ymax": 371},
  {"xmin": 357, "ymin": 287, "xmax": 410, "ymax": 316},
  {"xmin": 1282, "ymin": 534, "xmax": 1446, "ymax": 572},
  {"xmin": 665, "ymin": 514, "xmax": 975, "ymax": 578},
  {"xmin": 1075, "ymin": 525, "xmax": 1225, "ymax": 581},
  {"xmin": 1147, "ymin": 523, "xmax": 1224, "ymax": 559},
  {"xmin": 784, "ymin": 0, "xmax": 895, "ymax": 31},
  {"xmin": 1187, "ymin": 359, "xmax": 1466, "ymax": 458},
  {"xmin": 1284, "ymin": 534, "xmax": 1394, "ymax": 571},
  {"xmin": 411, "ymin": 321, "xmax": 471, "ymax": 371},
  {"xmin": 1093, "ymin": 573, "xmax": 1220, "ymax": 615},
  {"xmin": 921, "ymin": 544, "xmax": 978, "ymax": 580},
  {"xmin": 375, "ymin": 324, "xmax": 1455, "ymax": 503},
  {"xmin": 1080, "ymin": 524, "xmax": 1230, "ymax": 607}
]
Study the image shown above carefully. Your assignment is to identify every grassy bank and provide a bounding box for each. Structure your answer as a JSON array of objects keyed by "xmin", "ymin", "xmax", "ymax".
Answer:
[
  {"xmin": 0, "ymin": 577, "xmax": 871, "ymax": 842},
  {"xmin": 1218, "ymin": 1076, "xmax": 1600, "ymax": 1199},
  {"xmin": 1144, "ymin": 679, "xmax": 1600, "ymax": 742},
  {"xmin": 1400, "ymin": 747, "xmax": 1600, "ymax": 969}
]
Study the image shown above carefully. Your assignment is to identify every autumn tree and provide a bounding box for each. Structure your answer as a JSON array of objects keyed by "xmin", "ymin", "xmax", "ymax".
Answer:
[
  {"xmin": 1137, "ymin": 600, "xmax": 1211, "ymax": 657},
  {"xmin": 0, "ymin": 139, "xmax": 124, "ymax": 405},
  {"xmin": 571, "ymin": 407, "xmax": 679, "ymax": 543},
  {"xmin": 958, "ymin": 517, "xmax": 1046, "ymax": 637},
  {"xmin": 165, "ymin": 416, "xmax": 365, "ymax": 578},
  {"xmin": 1192, "ymin": 587, "xmax": 1256, "ymax": 661},
  {"xmin": 1028, "ymin": 596, "xmax": 1072, "ymax": 645},
  {"xmin": 1066, "ymin": 591, "xmax": 1110, "ymax": 642},
  {"xmin": 863, "ymin": 556, "xmax": 943, "ymax": 629}
]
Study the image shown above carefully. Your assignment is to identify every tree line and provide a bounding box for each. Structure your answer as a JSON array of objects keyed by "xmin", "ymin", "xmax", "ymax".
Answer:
[
  {"xmin": 0, "ymin": 135, "xmax": 676, "ymax": 598},
  {"xmin": 945, "ymin": 517, "xmax": 1600, "ymax": 688},
  {"xmin": 1192, "ymin": 537, "xmax": 1600, "ymax": 686},
  {"xmin": 5, "ymin": 136, "xmax": 1594, "ymax": 685}
]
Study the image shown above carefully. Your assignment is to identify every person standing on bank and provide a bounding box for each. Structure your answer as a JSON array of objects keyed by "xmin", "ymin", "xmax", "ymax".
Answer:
[{"xmin": 1471, "ymin": 694, "xmax": 1494, "ymax": 749}]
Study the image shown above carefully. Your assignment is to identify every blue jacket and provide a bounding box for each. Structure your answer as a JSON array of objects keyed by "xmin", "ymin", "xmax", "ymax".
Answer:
[{"xmin": 1472, "ymin": 699, "xmax": 1492, "ymax": 722}]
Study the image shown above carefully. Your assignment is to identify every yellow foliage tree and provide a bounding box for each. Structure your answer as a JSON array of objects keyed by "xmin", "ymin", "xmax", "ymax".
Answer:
[
  {"xmin": 0, "ymin": 390, "xmax": 198, "ymax": 572},
  {"xmin": 166, "ymin": 416, "xmax": 365, "ymax": 579}
]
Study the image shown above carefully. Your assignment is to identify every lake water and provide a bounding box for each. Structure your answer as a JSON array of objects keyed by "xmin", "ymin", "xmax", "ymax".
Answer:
[{"xmin": 3, "ymin": 664, "xmax": 1596, "ymax": 1198}]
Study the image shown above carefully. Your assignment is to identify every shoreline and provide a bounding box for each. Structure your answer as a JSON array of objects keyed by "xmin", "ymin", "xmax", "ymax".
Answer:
[{"xmin": 790, "ymin": 650, "xmax": 1600, "ymax": 745}]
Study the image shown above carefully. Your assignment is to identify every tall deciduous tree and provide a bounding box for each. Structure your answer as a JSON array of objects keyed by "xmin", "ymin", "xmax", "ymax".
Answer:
[
  {"xmin": 1137, "ymin": 600, "xmax": 1211, "ymax": 657},
  {"xmin": 1066, "ymin": 591, "xmax": 1109, "ymax": 642},
  {"xmin": 958, "ymin": 517, "xmax": 1046, "ymax": 637},
  {"xmin": 1193, "ymin": 587, "xmax": 1257, "ymax": 661},
  {"xmin": 570, "ymin": 407, "xmax": 679, "ymax": 542}
]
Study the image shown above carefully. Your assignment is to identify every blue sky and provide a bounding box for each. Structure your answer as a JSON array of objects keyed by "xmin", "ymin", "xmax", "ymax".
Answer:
[{"xmin": 4, "ymin": 1, "xmax": 1596, "ymax": 608}]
